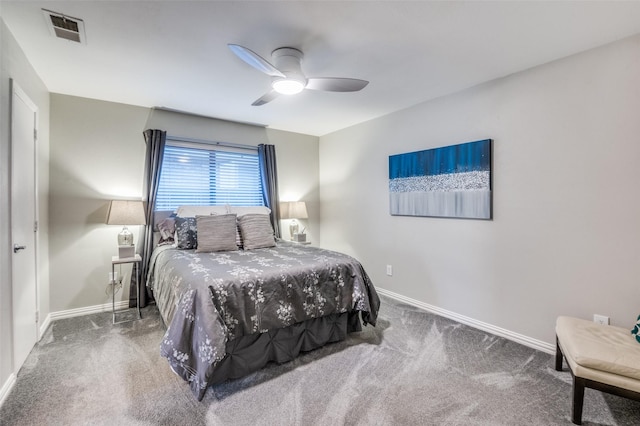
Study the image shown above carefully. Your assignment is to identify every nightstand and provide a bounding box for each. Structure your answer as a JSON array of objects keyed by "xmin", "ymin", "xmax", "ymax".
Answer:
[{"xmin": 111, "ymin": 254, "xmax": 142, "ymax": 324}]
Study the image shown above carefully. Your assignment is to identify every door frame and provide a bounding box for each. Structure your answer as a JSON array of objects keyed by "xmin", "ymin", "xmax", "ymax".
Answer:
[{"xmin": 10, "ymin": 79, "xmax": 40, "ymax": 373}]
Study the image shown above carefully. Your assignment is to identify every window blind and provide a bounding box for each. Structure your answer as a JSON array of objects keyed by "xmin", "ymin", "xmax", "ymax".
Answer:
[{"xmin": 155, "ymin": 143, "xmax": 264, "ymax": 211}]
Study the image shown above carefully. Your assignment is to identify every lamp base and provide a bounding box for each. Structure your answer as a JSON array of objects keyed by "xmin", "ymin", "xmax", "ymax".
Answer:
[
  {"xmin": 289, "ymin": 219, "xmax": 299, "ymax": 241},
  {"xmin": 117, "ymin": 226, "xmax": 133, "ymax": 246},
  {"xmin": 118, "ymin": 245, "xmax": 135, "ymax": 259}
]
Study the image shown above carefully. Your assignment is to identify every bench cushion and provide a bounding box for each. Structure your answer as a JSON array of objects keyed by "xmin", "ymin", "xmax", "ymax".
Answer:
[{"xmin": 556, "ymin": 316, "xmax": 640, "ymax": 382}]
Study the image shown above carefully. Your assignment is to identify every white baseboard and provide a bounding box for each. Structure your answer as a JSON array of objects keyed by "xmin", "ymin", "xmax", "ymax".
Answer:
[
  {"xmin": 48, "ymin": 300, "xmax": 129, "ymax": 322},
  {"xmin": 377, "ymin": 288, "xmax": 555, "ymax": 355},
  {"xmin": 37, "ymin": 301, "xmax": 129, "ymax": 337},
  {"xmin": 0, "ymin": 373, "xmax": 16, "ymax": 409},
  {"xmin": 39, "ymin": 313, "xmax": 51, "ymax": 340},
  {"xmin": 38, "ymin": 301, "xmax": 128, "ymax": 339}
]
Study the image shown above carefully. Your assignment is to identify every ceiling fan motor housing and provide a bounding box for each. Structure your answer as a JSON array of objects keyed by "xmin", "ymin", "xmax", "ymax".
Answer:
[{"xmin": 271, "ymin": 48, "xmax": 307, "ymax": 88}]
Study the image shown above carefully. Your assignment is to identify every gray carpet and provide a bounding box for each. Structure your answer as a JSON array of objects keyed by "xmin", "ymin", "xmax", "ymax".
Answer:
[{"xmin": 1, "ymin": 296, "xmax": 639, "ymax": 425}]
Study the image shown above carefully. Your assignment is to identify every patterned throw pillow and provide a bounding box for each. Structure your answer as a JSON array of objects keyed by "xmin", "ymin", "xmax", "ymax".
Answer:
[
  {"xmin": 195, "ymin": 214, "xmax": 238, "ymax": 253},
  {"xmin": 157, "ymin": 216, "xmax": 176, "ymax": 246},
  {"xmin": 632, "ymin": 315, "xmax": 640, "ymax": 343},
  {"xmin": 235, "ymin": 225, "xmax": 243, "ymax": 249},
  {"xmin": 175, "ymin": 217, "xmax": 197, "ymax": 249},
  {"xmin": 237, "ymin": 214, "xmax": 276, "ymax": 250}
]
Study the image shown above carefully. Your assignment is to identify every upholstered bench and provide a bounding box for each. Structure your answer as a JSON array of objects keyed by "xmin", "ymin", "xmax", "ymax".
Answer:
[{"xmin": 555, "ymin": 316, "xmax": 640, "ymax": 424}]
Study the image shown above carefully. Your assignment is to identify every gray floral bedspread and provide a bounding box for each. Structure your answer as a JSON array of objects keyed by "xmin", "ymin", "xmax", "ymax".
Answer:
[{"xmin": 146, "ymin": 241, "xmax": 380, "ymax": 399}]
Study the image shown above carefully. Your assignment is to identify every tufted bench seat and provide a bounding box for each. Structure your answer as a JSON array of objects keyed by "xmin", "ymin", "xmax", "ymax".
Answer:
[{"xmin": 555, "ymin": 316, "xmax": 640, "ymax": 424}]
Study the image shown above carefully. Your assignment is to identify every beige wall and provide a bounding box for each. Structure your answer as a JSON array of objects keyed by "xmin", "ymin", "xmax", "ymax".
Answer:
[
  {"xmin": 319, "ymin": 34, "xmax": 640, "ymax": 347},
  {"xmin": 266, "ymin": 128, "xmax": 320, "ymax": 243},
  {"xmin": 49, "ymin": 98, "xmax": 319, "ymax": 313},
  {"xmin": 49, "ymin": 95, "xmax": 149, "ymax": 312},
  {"xmin": 0, "ymin": 19, "xmax": 50, "ymax": 397}
]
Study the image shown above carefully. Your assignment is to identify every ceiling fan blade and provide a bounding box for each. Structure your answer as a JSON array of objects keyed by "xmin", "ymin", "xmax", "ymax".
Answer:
[
  {"xmin": 305, "ymin": 78, "xmax": 369, "ymax": 92},
  {"xmin": 252, "ymin": 90, "xmax": 280, "ymax": 106},
  {"xmin": 228, "ymin": 44, "xmax": 285, "ymax": 78}
]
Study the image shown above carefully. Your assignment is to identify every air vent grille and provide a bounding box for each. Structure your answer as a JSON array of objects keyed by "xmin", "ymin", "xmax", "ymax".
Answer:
[
  {"xmin": 42, "ymin": 9, "xmax": 85, "ymax": 44},
  {"xmin": 50, "ymin": 15, "xmax": 79, "ymax": 33}
]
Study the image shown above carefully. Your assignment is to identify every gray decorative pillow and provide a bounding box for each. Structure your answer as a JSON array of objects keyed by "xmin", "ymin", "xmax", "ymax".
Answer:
[
  {"xmin": 175, "ymin": 217, "xmax": 197, "ymax": 249},
  {"xmin": 238, "ymin": 214, "xmax": 276, "ymax": 250},
  {"xmin": 195, "ymin": 214, "xmax": 238, "ymax": 253}
]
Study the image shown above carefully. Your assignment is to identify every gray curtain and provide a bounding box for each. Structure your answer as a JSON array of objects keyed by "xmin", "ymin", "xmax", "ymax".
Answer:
[
  {"xmin": 130, "ymin": 129, "xmax": 166, "ymax": 308},
  {"xmin": 258, "ymin": 144, "xmax": 281, "ymax": 238}
]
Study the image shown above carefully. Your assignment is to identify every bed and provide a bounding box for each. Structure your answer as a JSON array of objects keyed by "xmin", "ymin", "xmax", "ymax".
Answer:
[{"xmin": 146, "ymin": 209, "xmax": 379, "ymax": 400}]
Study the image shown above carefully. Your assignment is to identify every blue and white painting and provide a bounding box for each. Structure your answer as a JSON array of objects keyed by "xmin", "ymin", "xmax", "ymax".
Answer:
[{"xmin": 389, "ymin": 139, "xmax": 492, "ymax": 219}]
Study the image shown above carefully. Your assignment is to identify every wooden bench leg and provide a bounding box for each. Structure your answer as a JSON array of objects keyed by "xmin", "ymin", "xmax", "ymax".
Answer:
[
  {"xmin": 572, "ymin": 376, "xmax": 585, "ymax": 425},
  {"xmin": 555, "ymin": 336, "xmax": 564, "ymax": 371},
  {"xmin": 557, "ymin": 334, "xmax": 584, "ymax": 424}
]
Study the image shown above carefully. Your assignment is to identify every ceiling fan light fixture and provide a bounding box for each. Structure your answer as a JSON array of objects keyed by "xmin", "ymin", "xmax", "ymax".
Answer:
[
  {"xmin": 229, "ymin": 44, "xmax": 368, "ymax": 106},
  {"xmin": 272, "ymin": 79, "xmax": 305, "ymax": 95}
]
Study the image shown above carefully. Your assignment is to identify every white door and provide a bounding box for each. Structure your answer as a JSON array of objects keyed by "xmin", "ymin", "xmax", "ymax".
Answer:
[{"xmin": 11, "ymin": 80, "xmax": 39, "ymax": 373}]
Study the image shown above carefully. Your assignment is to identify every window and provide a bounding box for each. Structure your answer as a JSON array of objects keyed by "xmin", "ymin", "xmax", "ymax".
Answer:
[{"xmin": 155, "ymin": 142, "xmax": 264, "ymax": 211}]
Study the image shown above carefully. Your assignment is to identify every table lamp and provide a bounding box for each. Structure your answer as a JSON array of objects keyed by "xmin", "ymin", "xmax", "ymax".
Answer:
[
  {"xmin": 106, "ymin": 200, "xmax": 146, "ymax": 258},
  {"xmin": 279, "ymin": 201, "xmax": 308, "ymax": 240}
]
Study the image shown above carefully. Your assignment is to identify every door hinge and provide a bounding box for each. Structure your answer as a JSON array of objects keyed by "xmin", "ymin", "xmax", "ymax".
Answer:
[
  {"xmin": 34, "ymin": 221, "xmax": 38, "ymax": 232},
  {"xmin": 35, "ymin": 311, "xmax": 39, "ymax": 323},
  {"xmin": 34, "ymin": 129, "xmax": 38, "ymax": 141}
]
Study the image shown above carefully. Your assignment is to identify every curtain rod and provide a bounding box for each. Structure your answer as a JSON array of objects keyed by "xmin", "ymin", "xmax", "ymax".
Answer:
[{"xmin": 166, "ymin": 135, "xmax": 258, "ymax": 151}]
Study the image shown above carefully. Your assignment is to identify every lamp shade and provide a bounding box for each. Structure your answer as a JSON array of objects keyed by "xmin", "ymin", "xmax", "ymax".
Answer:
[
  {"xmin": 279, "ymin": 201, "xmax": 308, "ymax": 220},
  {"xmin": 106, "ymin": 200, "xmax": 146, "ymax": 226}
]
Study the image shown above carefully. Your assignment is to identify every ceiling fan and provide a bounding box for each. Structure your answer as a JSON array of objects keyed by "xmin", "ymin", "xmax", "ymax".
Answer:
[{"xmin": 228, "ymin": 44, "xmax": 369, "ymax": 106}]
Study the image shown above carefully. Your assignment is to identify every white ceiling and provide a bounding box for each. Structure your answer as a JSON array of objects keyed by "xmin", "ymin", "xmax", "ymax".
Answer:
[{"xmin": 2, "ymin": 1, "xmax": 640, "ymax": 136}]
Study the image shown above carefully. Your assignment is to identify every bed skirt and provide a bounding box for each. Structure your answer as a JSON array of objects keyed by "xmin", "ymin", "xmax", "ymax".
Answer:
[{"xmin": 206, "ymin": 311, "xmax": 362, "ymax": 389}]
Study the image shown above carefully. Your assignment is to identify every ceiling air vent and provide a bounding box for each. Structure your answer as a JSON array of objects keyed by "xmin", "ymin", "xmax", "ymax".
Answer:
[{"xmin": 42, "ymin": 9, "xmax": 86, "ymax": 44}]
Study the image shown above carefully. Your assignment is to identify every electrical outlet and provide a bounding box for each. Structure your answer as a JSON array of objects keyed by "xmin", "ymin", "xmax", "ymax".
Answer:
[
  {"xmin": 108, "ymin": 271, "xmax": 118, "ymax": 283},
  {"xmin": 386, "ymin": 265, "xmax": 393, "ymax": 276},
  {"xmin": 593, "ymin": 314, "xmax": 610, "ymax": 325}
]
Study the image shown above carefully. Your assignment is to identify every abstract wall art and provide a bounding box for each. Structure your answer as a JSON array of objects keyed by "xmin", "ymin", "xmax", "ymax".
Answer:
[{"xmin": 389, "ymin": 139, "xmax": 492, "ymax": 219}]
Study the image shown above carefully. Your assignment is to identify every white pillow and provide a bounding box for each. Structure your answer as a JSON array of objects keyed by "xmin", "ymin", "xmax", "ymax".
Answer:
[
  {"xmin": 228, "ymin": 206, "xmax": 271, "ymax": 217},
  {"xmin": 176, "ymin": 205, "xmax": 229, "ymax": 217}
]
